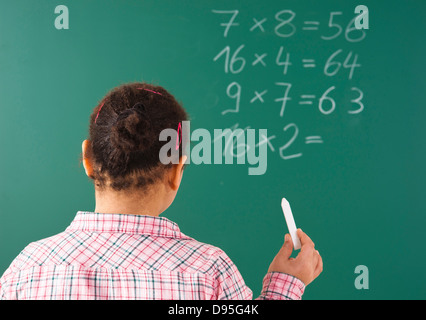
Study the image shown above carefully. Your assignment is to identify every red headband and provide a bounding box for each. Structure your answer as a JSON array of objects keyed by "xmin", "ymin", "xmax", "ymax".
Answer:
[
  {"xmin": 137, "ymin": 88, "xmax": 163, "ymax": 95},
  {"xmin": 94, "ymin": 101, "xmax": 105, "ymax": 124}
]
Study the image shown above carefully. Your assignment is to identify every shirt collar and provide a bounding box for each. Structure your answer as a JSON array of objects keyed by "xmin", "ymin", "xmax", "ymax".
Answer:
[{"xmin": 67, "ymin": 211, "xmax": 192, "ymax": 240}]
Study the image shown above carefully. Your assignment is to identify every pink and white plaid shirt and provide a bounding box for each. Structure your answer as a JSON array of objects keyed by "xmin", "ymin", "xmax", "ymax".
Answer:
[{"xmin": 0, "ymin": 211, "xmax": 305, "ymax": 300}]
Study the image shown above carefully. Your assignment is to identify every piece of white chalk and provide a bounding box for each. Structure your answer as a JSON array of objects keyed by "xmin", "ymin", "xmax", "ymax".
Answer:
[{"xmin": 281, "ymin": 198, "xmax": 302, "ymax": 250}]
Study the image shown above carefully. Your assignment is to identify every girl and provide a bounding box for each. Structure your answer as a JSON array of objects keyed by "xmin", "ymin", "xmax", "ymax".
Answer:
[{"xmin": 0, "ymin": 82, "xmax": 322, "ymax": 299}]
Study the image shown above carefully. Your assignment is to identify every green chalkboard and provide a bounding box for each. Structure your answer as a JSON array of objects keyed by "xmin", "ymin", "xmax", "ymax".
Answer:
[{"xmin": 1, "ymin": 0, "xmax": 425, "ymax": 299}]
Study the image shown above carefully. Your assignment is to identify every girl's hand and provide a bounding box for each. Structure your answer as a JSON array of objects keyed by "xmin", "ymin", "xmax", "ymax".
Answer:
[{"xmin": 268, "ymin": 229, "xmax": 323, "ymax": 286}]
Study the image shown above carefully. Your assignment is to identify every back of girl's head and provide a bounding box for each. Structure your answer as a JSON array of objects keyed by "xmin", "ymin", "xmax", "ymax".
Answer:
[{"xmin": 85, "ymin": 82, "xmax": 188, "ymax": 191}]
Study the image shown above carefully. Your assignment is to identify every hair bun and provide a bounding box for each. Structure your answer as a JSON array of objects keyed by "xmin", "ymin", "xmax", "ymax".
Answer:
[{"xmin": 110, "ymin": 103, "xmax": 154, "ymax": 153}]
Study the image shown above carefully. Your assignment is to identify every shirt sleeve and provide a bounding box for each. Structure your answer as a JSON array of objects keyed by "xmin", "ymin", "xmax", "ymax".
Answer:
[
  {"xmin": 213, "ymin": 250, "xmax": 305, "ymax": 300},
  {"xmin": 256, "ymin": 272, "xmax": 305, "ymax": 300}
]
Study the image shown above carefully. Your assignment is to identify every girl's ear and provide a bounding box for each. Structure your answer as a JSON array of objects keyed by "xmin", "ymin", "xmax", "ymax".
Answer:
[
  {"xmin": 81, "ymin": 140, "xmax": 94, "ymax": 177},
  {"xmin": 168, "ymin": 156, "xmax": 187, "ymax": 191}
]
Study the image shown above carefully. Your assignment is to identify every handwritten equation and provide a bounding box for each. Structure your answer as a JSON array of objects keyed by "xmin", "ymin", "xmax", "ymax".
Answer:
[
  {"xmin": 212, "ymin": 9, "xmax": 366, "ymax": 41},
  {"xmin": 211, "ymin": 9, "xmax": 367, "ymax": 161}
]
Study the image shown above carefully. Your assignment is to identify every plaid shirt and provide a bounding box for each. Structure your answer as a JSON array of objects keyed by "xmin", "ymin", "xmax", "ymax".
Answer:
[{"xmin": 0, "ymin": 211, "xmax": 305, "ymax": 300}]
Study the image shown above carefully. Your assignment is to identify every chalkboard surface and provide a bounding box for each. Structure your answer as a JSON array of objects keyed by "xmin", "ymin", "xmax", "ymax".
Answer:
[{"xmin": 1, "ymin": 0, "xmax": 425, "ymax": 299}]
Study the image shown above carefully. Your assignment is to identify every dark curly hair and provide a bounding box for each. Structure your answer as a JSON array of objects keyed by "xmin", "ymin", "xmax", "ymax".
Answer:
[{"xmin": 83, "ymin": 82, "xmax": 188, "ymax": 191}]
